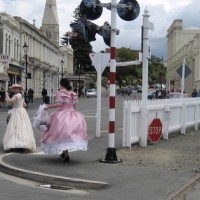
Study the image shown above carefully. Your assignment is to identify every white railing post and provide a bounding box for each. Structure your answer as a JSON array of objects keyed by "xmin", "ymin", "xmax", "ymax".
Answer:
[
  {"xmin": 163, "ymin": 105, "xmax": 171, "ymax": 140},
  {"xmin": 181, "ymin": 102, "xmax": 186, "ymax": 134},
  {"xmin": 195, "ymin": 103, "xmax": 198, "ymax": 130},
  {"xmin": 127, "ymin": 101, "xmax": 132, "ymax": 148},
  {"xmin": 140, "ymin": 8, "xmax": 150, "ymax": 147},
  {"xmin": 122, "ymin": 101, "xmax": 128, "ymax": 147}
]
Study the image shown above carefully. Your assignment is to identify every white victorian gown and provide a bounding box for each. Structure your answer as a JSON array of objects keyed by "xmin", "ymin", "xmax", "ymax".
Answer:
[{"xmin": 3, "ymin": 93, "xmax": 36, "ymax": 151}]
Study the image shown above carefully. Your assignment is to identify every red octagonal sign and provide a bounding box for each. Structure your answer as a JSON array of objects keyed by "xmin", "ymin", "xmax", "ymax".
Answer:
[{"xmin": 148, "ymin": 118, "xmax": 162, "ymax": 143}]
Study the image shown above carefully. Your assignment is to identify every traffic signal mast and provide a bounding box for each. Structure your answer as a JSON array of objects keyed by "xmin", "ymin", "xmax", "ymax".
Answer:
[{"xmin": 70, "ymin": 0, "xmax": 140, "ymax": 163}]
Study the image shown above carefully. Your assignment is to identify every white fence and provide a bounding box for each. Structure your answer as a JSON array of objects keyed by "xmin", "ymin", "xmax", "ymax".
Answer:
[{"xmin": 123, "ymin": 98, "xmax": 200, "ymax": 148}]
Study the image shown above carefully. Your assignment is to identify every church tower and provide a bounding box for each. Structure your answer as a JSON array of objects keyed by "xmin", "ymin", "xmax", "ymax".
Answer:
[{"xmin": 41, "ymin": 0, "xmax": 59, "ymax": 46}]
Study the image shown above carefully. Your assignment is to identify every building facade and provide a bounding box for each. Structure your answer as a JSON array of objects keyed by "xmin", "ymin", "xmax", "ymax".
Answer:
[
  {"xmin": 166, "ymin": 19, "xmax": 200, "ymax": 94},
  {"xmin": 0, "ymin": 0, "xmax": 73, "ymax": 98}
]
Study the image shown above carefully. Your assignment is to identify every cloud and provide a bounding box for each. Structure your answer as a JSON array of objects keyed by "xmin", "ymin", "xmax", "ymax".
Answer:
[
  {"xmin": 0, "ymin": 0, "xmax": 198, "ymax": 59},
  {"xmin": 145, "ymin": 0, "xmax": 191, "ymax": 12}
]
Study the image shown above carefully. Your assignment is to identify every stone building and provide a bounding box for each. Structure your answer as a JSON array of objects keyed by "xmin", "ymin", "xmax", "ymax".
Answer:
[
  {"xmin": 166, "ymin": 19, "xmax": 200, "ymax": 94},
  {"xmin": 0, "ymin": 0, "xmax": 73, "ymax": 98}
]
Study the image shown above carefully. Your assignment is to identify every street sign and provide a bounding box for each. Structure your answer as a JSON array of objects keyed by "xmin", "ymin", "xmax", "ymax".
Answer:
[
  {"xmin": 0, "ymin": 54, "xmax": 9, "ymax": 73},
  {"xmin": 89, "ymin": 52, "xmax": 110, "ymax": 138},
  {"xmin": 176, "ymin": 64, "xmax": 191, "ymax": 78},
  {"xmin": 89, "ymin": 53, "xmax": 110, "ymax": 74},
  {"xmin": 0, "ymin": 54, "xmax": 9, "ymax": 61},
  {"xmin": 148, "ymin": 118, "xmax": 162, "ymax": 143}
]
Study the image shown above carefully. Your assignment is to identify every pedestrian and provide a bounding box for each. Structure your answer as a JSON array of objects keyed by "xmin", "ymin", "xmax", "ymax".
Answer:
[
  {"xmin": 155, "ymin": 90, "xmax": 159, "ymax": 98},
  {"xmin": 42, "ymin": 87, "xmax": 47, "ymax": 102},
  {"xmin": 197, "ymin": 90, "xmax": 200, "ymax": 97},
  {"xmin": 41, "ymin": 78, "xmax": 88, "ymax": 161},
  {"xmin": 78, "ymin": 87, "xmax": 82, "ymax": 98},
  {"xmin": 3, "ymin": 84, "xmax": 36, "ymax": 152},
  {"xmin": 28, "ymin": 88, "xmax": 34, "ymax": 103},
  {"xmin": 192, "ymin": 89, "xmax": 197, "ymax": 97},
  {"xmin": 7, "ymin": 88, "xmax": 15, "ymax": 108},
  {"xmin": 24, "ymin": 91, "xmax": 29, "ymax": 108},
  {"xmin": 0, "ymin": 88, "xmax": 6, "ymax": 108}
]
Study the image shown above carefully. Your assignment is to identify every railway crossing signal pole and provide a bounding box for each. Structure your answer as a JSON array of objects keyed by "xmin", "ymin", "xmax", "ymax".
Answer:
[
  {"xmin": 77, "ymin": 0, "xmax": 140, "ymax": 163},
  {"xmin": 100, "ymin": 0, "xmax": 140, "ymax": 163}
]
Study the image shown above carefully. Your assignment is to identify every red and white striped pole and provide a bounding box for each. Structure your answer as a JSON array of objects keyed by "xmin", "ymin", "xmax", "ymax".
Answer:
[{"xmin": 101, "ymin": 0, "xmax": 122, "ymax": 163}]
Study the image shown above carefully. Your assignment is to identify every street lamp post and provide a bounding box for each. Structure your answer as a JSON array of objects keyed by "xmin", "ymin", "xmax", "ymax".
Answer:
[
  {"xmin": 73, "ymin": 48, "xmax": 81, "ymax": 97},
  {"xmin": 77, "ymin": 59, "xmax": 81, "ymax": 97},
  {"xmin": 61, "ymin": 59, "xmax": 64, "ymax": 78},
  {"xmin": 23, "ymin": 42, "xmax": 29, "ymax": 107}
]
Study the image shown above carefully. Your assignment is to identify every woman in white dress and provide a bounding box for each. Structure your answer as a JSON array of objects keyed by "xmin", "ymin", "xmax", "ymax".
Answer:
[{"xmin": 3, "ymin": 84, "xmax": 36, "ymax": 152}]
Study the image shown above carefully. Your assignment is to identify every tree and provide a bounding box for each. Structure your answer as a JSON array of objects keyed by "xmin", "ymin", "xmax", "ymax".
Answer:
[
  {"xmin": 102, "ymin": 76, "xmax": 108, "ymax": 89},
  {"xmin": 148, "ymin": 57, "xmax": 166, "ymax": 85},
  {"xmin": 118, "ymin": 47, "xmax": 135, "ymax": 61},
  {"xmin": 117, "ymin": 48, "xmax": 166, "ymax": 87},
  {"xmin": 116, "ymin": 47, "xmax": 140, "ymax": 86},
  {"xmin": 61, "ymin": 6, "xmax": 94, "ymax": 74}
]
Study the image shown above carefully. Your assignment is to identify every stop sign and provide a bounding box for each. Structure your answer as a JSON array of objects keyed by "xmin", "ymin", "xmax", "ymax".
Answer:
[{"xmin": 148, "ymin": 118, "xmax": 162, "ymax": 143}]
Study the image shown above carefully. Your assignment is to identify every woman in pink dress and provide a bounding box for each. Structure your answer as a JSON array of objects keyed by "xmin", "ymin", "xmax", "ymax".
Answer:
[{"xmin": 41, "ymin": 78, "xmax": 88, "ymax": 161}]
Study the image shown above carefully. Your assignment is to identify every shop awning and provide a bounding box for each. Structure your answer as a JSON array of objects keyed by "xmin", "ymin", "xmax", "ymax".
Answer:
[{"xmin": 7, "ymin": 69, "xmax": 20, "ymax": 75}]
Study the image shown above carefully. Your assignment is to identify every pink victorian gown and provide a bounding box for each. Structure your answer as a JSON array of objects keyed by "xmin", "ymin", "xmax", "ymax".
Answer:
[{"xmin": 41, "ymin": 90, "xmax": 88, "ymax": 154}]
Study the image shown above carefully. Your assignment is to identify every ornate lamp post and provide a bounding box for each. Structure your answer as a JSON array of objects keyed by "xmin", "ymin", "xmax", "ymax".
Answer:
[
  {"xmin": 23, "ymin": 42, "xmax": 29, "ymax": 106},
  {"xmin": 61, "ymin": 59, "xmax": 64, "ymax": 78}
]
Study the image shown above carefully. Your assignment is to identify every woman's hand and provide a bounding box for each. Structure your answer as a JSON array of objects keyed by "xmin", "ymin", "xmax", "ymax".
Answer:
[
  {"xmin": 43, "ymin": 104, "xmax": 48, "ymax": 110},
  {"xmin": 23, "ymin": 101, "xmax": 27, "ymax": 108}
]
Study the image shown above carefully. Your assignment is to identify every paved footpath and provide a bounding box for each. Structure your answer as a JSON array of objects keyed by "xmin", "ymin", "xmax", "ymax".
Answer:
[{"xmin": 0, "ymin": 98, "xmax": 200, "ymax": 199}]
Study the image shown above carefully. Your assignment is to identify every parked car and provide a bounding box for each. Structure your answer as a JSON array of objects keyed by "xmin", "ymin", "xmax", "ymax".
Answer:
[
  {"xmin": 137, "ymin": 86, "xmax": 142, "ymax": 93},
  {"xmin": 86, "ymin": 89, "xmax": 97, "ymax": 98},
  {"xmin": 166, "ymin": 92, "xmax": 189, "ymax": 99},
  {"xmin": 148, "ymin": 91, "xmax": 156, "ymax": 100},
  {"xmin": 116, "ymin": 87, "xmax": 132, "ymax": 96}
]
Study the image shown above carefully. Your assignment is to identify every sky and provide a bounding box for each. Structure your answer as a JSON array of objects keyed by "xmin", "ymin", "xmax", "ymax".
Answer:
[{"xmin": 0, "ymin": 0, "xmax": 199, "ymax": 59}]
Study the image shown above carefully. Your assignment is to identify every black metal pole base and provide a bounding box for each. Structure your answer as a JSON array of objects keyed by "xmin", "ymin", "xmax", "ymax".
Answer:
[{"xmin": 99, "ymin": 148, "xmax": 123, "ymax": 164}]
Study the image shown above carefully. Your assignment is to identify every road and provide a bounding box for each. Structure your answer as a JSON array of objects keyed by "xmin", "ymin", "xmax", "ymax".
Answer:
[
  {"xmin": 0, "ymin": 91, "xmax": 198, "ymax": 200},
  {"xmin": 0, "ymin": 94, "xmax": 137, "ymax": 200},
  {"xmin": 0, "ymin": 171, "xmax": 86, "ymax": 200}
]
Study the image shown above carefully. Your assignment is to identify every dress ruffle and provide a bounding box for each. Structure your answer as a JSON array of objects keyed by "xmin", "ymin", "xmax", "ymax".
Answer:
[{"xmin": 41, "ymin": 140, "xmax": 88, "ymax": 154}]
